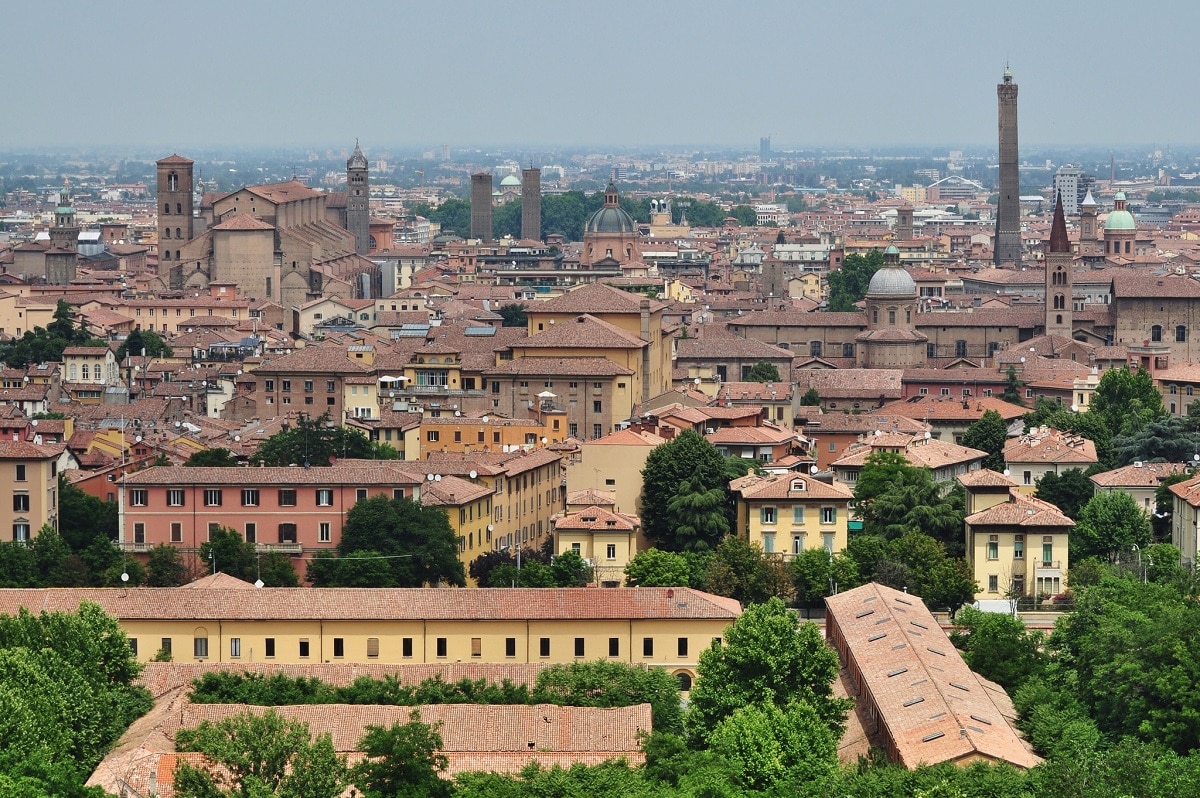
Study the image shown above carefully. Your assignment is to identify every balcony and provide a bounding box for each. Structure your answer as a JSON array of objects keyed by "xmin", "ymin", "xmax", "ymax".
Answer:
[{"xmin": 258, "ymin": 543, "xmax": 302, "ymax": 554}]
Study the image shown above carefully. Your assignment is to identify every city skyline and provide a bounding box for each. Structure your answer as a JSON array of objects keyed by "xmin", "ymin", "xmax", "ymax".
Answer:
[{"xmin": 5, "ymin": 0, "xmax": 1198, "ymax": 151}]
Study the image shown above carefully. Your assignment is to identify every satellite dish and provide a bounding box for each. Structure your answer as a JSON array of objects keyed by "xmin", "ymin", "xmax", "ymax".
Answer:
[
  {"xmin": 482, "ymin": 416, "xmax": 489, "ymax": 423},
  {"xmin": 120, "ymin": 572, "xmax": 129, "ymax": 582},
  {"xmin": 135, "ymin": 435, "xmax": 142, "ymax": 443},
  {"xmin": 234, "ymin": 435, "xmax": 241, "ymax": 442},
  {"xmin": 426, "ymin": 474, "xmax": 435, "ymax": 481},
  {"xmin": 454, "ymin": 410, "xmax": 461, "ymax": 417},
  {"xmin": 487, "ymin": 524, "xmax": 494, "ymax": 532},
  {"xmin": 924, "ymin": 431, "xmax": 931, "ymax": 440},
  {"xmin": 1003, "ymin": 468, "xmax": 1011, "ymax": 476},
  {"xmin": 434, "ymin": 474, "xmax": 441, "ymax": 481},
  {"xmin": 30, "ymin": 419, "xmax": 37, "ymax": 427},
  {"xmin": 254, "ymin": 579, "xmax": 264, "ymax": 588},
  {"xmin": 469, "ymin": 469, "xmax": 478, "ymax": 479},
  {"xmin": 541, "ymin": 437, "xmax": 548, "ymax": 444},
  {"xmin": 694, "ymin": 377, "xmax": 701, "ymax": 385}
]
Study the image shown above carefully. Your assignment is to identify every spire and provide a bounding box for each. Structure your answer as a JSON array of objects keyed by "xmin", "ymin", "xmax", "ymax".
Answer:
[
  {"xmin": 1048, "ymin": 191, "xmax": 1069, "ymax": 253},
  {"xmin": 347, "ymin": 139, "xmax": 368, "ymax": 170},
  {"xmin": 1081, "ymin": 189, "xmax": 1096, "ymax": 208}
]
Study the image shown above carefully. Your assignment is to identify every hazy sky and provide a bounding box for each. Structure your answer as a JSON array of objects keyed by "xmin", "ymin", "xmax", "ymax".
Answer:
[{"xmin": 6, "ymin": 0, "xmax": 1197, "ymax": 151}]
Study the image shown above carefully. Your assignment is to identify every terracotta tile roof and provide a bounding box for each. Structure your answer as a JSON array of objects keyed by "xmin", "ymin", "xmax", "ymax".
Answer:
[
  {"xmin": 566, "ymin": 489, "xmax": 616, "ymax": 507},
  {"xmin": 211, "ymin": 213, "xmax": 274, "ymax": 232},
  {"xmin": 553, "ymin": 505, "xmax": 639, "ymax": 532},
  {"xmin": 1111, "ymin": 269, "xmax": 1200, "ymax": 299},
  {"xmin": 420, "ymin": 475, "xmax": 493, "ymax": 507},
  {"xmin": 833, "ymin": 435, "xmax": 986, "ymax": 471},
  {"xmin": 1168, "ymin": 473, "xmax": 1200, "ymax": 507},
  {"xmin": 0, "ymin": 439, "xmax": 64, "ymax": 460},
  {"xmin": 587, "ymin": 428, "xmax": 666, "ymax": 446},
  {"xmin": 62, "ymin": 345, "xmax": 112, "ymax": 356},
  {"xmin": 157, "ymin": 154, "xmax": 194, "ymax": 165},
  {"xmin": 534, "ymin": 282, "xmax": 666, "ymax": 315},
  {"xmin": 964, "ymin": 491, "xmax": 1072, "ymax": 527},
  {"xmin": 0, "ymin": 585, "xmax": 742, "ymax": 622},
  {"xmin": 121, "ymin": 462, "xmax": 425, "ymax": 486},
  {"xmin": 253, "ymin": 344, "xmax": 374, "ymax": 375},
  {"xmin": 1090, "ymin": 461, "xmax": 1190, "ymax": 488},
  {"xmin": 484, "ymin": 357, "xmax": 633, "ymax": 377},
  {"xmin": 244, "ymin": 178, "xmax": 322, "ymax": 204},
  {"xmin": 797, "ymin": 369, "xmax": 904, "ymax": 399},
  {"xmin": 730, "ymin": 472, "xmax": 854, "ymax": 501},
  {"xmin": 879, "ymin": 395, "xmax": 1027, "ymax": 422},
  {"xmin": 825, "ymin": 582, "xmax": 1041, "ymax": 770},
  {"xmin": 1003, "ymin": 428, "xmax": 1097, "ymax": 465},
  {"xmin": 800, "ymin": 413, "xmax": 928, "ymax": 435},
  {"xmin": 707, "ymin": 424, "xmax": 796, "ymax": 445},
  {"xmin": 677, "ymin": 333, "xmax": 792, "ymax": 360},
  {"xmin": 716, "ymin": 381, "xmax": 795, "ymax": 401},
  {"xmin": 518, "ymin": 314, "xmax": 646, "ymax": 350},
  {"xmin": 957, "ymin": 469, "xmax": 1017, "ymax": 488}
]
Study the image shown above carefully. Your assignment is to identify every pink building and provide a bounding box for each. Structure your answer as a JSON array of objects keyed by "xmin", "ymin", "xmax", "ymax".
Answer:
[{"xmin": 119, "ymin": 462, "xmax": 424, "ymax": 557}]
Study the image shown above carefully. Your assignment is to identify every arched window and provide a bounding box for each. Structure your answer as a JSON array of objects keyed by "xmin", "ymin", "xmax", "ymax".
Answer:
[
  {"xmin": 888, "ymin": 309, "xmax": 896, "ymax": 325},
  {"xmin": 1053, "ymin": 294, "xmax": 1065, "ymax": 310},
  {"xmin": 176, "ymin": 227, "xmax": 181, "ymax": 238},
  {"xmin": 82, "ymin": 364, "xmax": 89, "ymax": 380},
  {"xmin": 872, "ymin": 309, "xmax": 878, "ymax": 324},
  {"xmin": 1151, "ymin": 325, "xmax": 1163, "ymax": 342},
  {"xmin": 163, "ymin": 203, "xmax": 170, "ymax": 214},
  {"xmin": 842, "ymin": 342, "xmax": 855, "ymax": 358},
  {"xmin": 167, "ymin": 172, "xmax": 178, "ymax": 191},
  {"xmin": 675, "ymin": 672, "xmax": 693, "ymax": 691},
  {"xmin": 1056, "ymin": 314, "xmax": 1063, "ymax": 325},
  {"xmin": 176, "ymin": 203, "xmax": 182, "ymax": 214},
  {"xmin": 1177, "ymin": 325, "xmax": 1187, "ymax": 342},
  {"xmin": 163, "ymin": 228, "xmax": 171, "ymax": 239},
  {"xmin": 163, "ymin": 251, "xmax": 170, "ymax": 260}
]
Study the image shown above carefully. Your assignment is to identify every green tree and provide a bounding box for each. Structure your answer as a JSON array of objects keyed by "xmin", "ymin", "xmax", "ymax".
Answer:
[
  {"xmin": 1113, "ymin": 416, "xmax": 1200, "ymax": 466},
  {"xmin": 663, "ymin": 477, "xmax": 730, "ymax": 553},
  {"xmin": 115, "ymin": 327, "xmax": 172, "ymax": 361},
  {"xmin": 1034, "ymin": 468, "xmax": 1094, "ymax": 520},
  {"xmin": 549, "ymin": 549, "xmax": 593, "ymax": 587},
  {"xmin": 800, "ymin": 387, "xmax": 821, "ymax": 406},
  {"xmin": 623, "ymin": 548, "xmax": 693, "ymax": 587},
  {"xmin": 533, "ymin": 660, "xmax": 684, "ymax": 736},
  {"xmin": 1073, "ymin": 490, "xmax": 1152, "ymax": 562},
  {"xmin": 332, "ymin": 496, "xmax": 465, "ymax": 587},
  {"xmin": 707, "ymin": 700, "xmax": 837, "ymax": 791},
  {"xmin": 200, "ymin": 527, "xmax": 298, "ymax": 586},
  {"xmin": 351, "ymin": 713, "xmax": 451, "ymax": 798},
  {"xmin": 496, "ymin": 303, "xmax": 528, "ymax": 328},
  {"xmin": 1090, "ymin": 366, "xmax": 1168, "ymax": 439},
  {"xmin": 701, "ymin": 535, "xmax": 789, "ymax": 605},
  {"xmin": 790, "ymin": 548, "xmax": 861, "ymax": 607},
  {"xmin": 251, "ymin": 412, "xmax": 399, "ymax": 467},
  {"xmin": 950, "ymin": 607, "xmax": 1044, "ymax": 691},
  {"xmin": 745, "ymin": 360, "xmax": 781, "ymax": 383},
  {"xmin": 687, "ymin": 598, "xmax": 850, "ymax": 743},
  {"xmin": 640, "ymin": 430, "xmax": 731, "ymax": 551},
  {"xmin": 1001, "ymin": 364, "xmax": 1025, "ymax": 406},
  {"xmin": 411, "ymin": 197, "xmax": 470, "ymax": 238},
  {"xmin": 730, "ymin": 204, "xmax": 757, "ymax": 226},
  {"xmin": 961, "ymin": 409, "xmax": 1009, "ymax": 472},
  {"xmin": 853, "ymin": 451, "xmax": 964, "ymax": 552},
  {"xmin": 174, "ymin": 709, "xmax": 347, "ymax": 798},
  {"xmin": 185, "ymin": 447, "xmax": 238, "ymax": 467},
  {"xmin": 1153, "ymin": 471, "xmax": 1192, "ymax": 540},
  {"xmin": 825, "ymin": 250, "xmax": 883, "ymax": 312},
  {"xmin": 146, "ymin": 544, "xmax": 190, "ymax": 586}
]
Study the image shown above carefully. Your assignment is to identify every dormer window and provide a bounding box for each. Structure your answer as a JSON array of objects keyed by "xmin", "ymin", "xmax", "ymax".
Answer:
[{"xmin": 790, "ymin": 478, "xmax": 807, "ymax": 492}]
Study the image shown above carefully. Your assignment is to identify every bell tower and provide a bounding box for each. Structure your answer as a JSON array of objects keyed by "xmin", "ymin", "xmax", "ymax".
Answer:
[
  {"xmin": 156, "ymin": 154, "xmax": 194, "ymax": 266},
  {"xmin": 1044, "ymin": 192, "xmax": 1072, "ymax": 339},
  {"xmin": 346, "ymin": 140, "xmax": 370, "ymax": 255}
]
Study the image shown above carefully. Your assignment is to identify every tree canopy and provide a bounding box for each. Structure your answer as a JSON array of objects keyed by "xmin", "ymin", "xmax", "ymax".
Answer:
[
  {"xmin": 1072, "ymin": 490, "xmax": 1152, "ymax": 563},
  {"xmin": 640, "ymin": 430, "xmax": 731, "ymax": 551},
  {"xmin": 961, "ymin": 409, "xmax": 1009, "ymax": 472},
  {"xmin": 825, "ymin": 250, "xmax": 883, "ymax": 312},
  {"xmin": 1034, "ymin": 468, "xmax": 1094, "ymax": 520},
  {"xmin": 251, "ymin": 413, "xmax": 399, "ymax": 466},
  {"xmin": 496, "ymin": 303, "xmax": 528, "ymax": 328},
  {"xmin": 115, "ymin": 326, "xmax": 172, "ymax": 361},
  {"xmin": 0, "ymin": 300, "xmax": 106, "ymax": 368},
  {"xmin": 745, "ymin": 360, "xmax": 781, "ymax": 383},
  {"xmin": 200, "ymin": 527, "xmax": 298, "ymax": 587}
]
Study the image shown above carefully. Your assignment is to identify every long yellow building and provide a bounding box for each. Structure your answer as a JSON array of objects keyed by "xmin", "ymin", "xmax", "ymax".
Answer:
[{"xmin": 0, "ymin": 577, "xmax": 741, "ymax": 688}]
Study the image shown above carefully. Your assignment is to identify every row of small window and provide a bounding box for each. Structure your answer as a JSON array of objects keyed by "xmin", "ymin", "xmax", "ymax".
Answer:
[
  {"xmin": 1149, "ymin": 325, "xmax": 1188, "ymax": 343},
  {"xmin": 131, "ymin": 521, "xmax": 328, "ymax": 545},
  {"xmin": 985, "ymin": 534, "xmax": 1054, "ymax": 563},
  {"xmin": 1167, "ymin": 385, "xmax": 1197, "ymax": 396},
  {"xmin": 264, "ymin": 379, "xmax": 337, "ymax": 393},
  {"xmin": 129, "ymin": 487, "xmax": 369, "ymax": 507},
  {"xmin": 986, "ymin": 575, "xmax": 1061, "ymax": 594},
  {"xmin": 133, "ymin": 307, "xmax": 205, "ymax": 318},
  {"xmin": 570, "ymin": 542, "xmax": 619, "ymax": 559},
  {"xmin": 760, "ymin": 506, "xmax": 837, "ymax": 525},
  {"xmin": 137, "ymin": 635, "xmax": 703, "ymax": 660}
]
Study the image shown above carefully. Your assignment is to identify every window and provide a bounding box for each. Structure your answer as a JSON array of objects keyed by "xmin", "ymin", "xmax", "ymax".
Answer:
[
  {"xmin": 315, "ymin": 488, "xmax": 333, "ymax": 506},
  {"xmin": 471, "ymin": 637, "xmax": 482, "ymax": 657},
  {"xmin": 318, "ymin": 522, "xmax": 331, "ymax": 543},
  {"xmin": 230, "ymin": 638, "xmax": 241, "ymax": 658},
  {"xmin": 606, "ymin": 543, "xmax": 617, "ymax": 560},
  {"xmin": 1022, "ymin": 471, "xmax": 1032, "ymax": 486},
  {"xmin": 955, "ymin": 340, "xmax": 968, "ymax": 358},
  {"xmin": 161, "ymin": 638, "xmax": 172, "ymax": 657},
  {"xmin": 265, "ymin": 379, "xmax": 274, "ymax": 391},
  {"xmin": 304, "ymin": 380, "xmax": 314, "ymax": 392},
  {"xmin": 299, "ymin": 640, "xmax": 310, "ymax": 658},
  {"xmin": 264, "ymin": 638, "xmax": 275, "ymax": 657},
  {"xmin": 130, "ymin": 489, "xmax": 147, "ymax": 506},
  {"xmin": 792, "ymin": 534, "xmax": 805, "ymax": 554},
  {"xmin": 14, "ymin": 464, "xmax": 25, "ymax": 482},
  {"xmin": 1151, "ymin": 325, "xmax": 1163, "ymax": 342},
  {"xmin": 356, "ymin": 488, "xmax": 368, "ymax": 502},
  {"xmin": 436, "ymin": 637, "xmax": 447, "ymax": 657},
  {"xmin": 793, "ymin": 506, "xmax": 805, "ymax": 524},
  {"xmin": 1043, "ymin": 541, "xmax": 1054, "ymax": 566},
  {"xmin": 988, "ymin": 575, "xmax": 999, "ymax": 592},
  {"xmin": 762, "ymin": 533, "xmax": 775, "ymax": 553},
  {"xmin": 505, "ymin": 637, "xmax": 517, "ymax": 658},
  {"xmin": 128, "ymin": 638, "xmax": 138, "ymax": 657},
  {"xmin": 427, "ymin": 430, "xmax": 439, "ymax": 442},
  {"xmin": 593, "ymin": 400, "xmax": 602, "ymax": 413},
  {"xmin": 167, "ymin": 489, "xmax": 185, "ymax": 507},
  {"xmin": 12, "ymin": 494, "xmax": 29, "ymax": 513},
  {"xmin": 593, "ymin": 424, "xmax": 602, "ymax": 439},
  {"xmin": 539, "ymin": 637, "xmax": 550, "ymax": 657},
  {"xmin": 761, "ymin": 506, "xmax": 776, "ymax": 524},
  {"xmin": 987, "ymin": 536, "xmax": 999, "ymax": 560},
  {"xmin": 820, "ymin": 507, "xmax": 836, "ymax": 524},
  {"xmin": 281, "ymin": 380, "xmax": 291, "ymax": 392},
  {"xmin": 133, "ymin": 523, "xmax": 146, "ymax": 544},
  {"xmin": 278, "ymin": 489, "xmax": 297, "ymax": 506},
  {"xmin": 643, "ymin": 637, "xmax": 654, "ymax": 657},
  {"xmin": 676, "ymin": 638, "xmax": 690, "ymax": 658},
  {"xmin": 241, "ymin": 488, "xmax": 259, "ymax": 506},
  {"xmin": 245, "ymin": 523, "xmax": 256, "ymax": 543},
  {"xmin": 574, "ymin": 638, "xmax": 585, "ymax": 657},
  {"xmin": 823, "ymin": 533, "xmax": 834, "ymax": 553},
  {"xmin": 1013, "ymin": 537, "xmax": 1024, "ymax": 559},
  {"xmin": 401, "ymin": 637, "xmax": 412, "ymax": 657},
  {"xmin": 1178, "ymin": 325, "xmax": 1188, "ymax": 343},
  {"xmin": 204, "ymin": 489, "xmax": 222, "ymax": 507},
  {"xmin": 171, "ymin": 522, "xmax": 182, "ymax": 543},
  {"xmin": 278, "ymin": 524, "xmax": 297, "ymax": 544},
  {"xmin": 194, "ymin": 637, "xmax": 208, "ymax": 658},
  {"xmin": 13, "ymin": 523, "xmax": 29, "ymax": 542}
]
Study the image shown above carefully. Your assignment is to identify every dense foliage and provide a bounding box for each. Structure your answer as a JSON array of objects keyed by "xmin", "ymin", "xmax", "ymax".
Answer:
[
  {"xmin": 825, "ymin": 250, "xmax": 883, "ymax": 312},
  {"xmin": 251, "ymin": 412, "xmax": 399, "ymax": 466},
  {"xmin": 640, "ymin": 430, "xmax": 732, "ymax": 551},
  {"xmin": 961, "ymin": 409, "xmax": 1009, "ymax": 472},
  {"xmin": 0, "ymin": 300, "xmax": 106, "ymax": 367}
]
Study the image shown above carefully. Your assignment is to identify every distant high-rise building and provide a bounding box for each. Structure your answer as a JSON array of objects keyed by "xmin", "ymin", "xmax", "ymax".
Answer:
[
  {"xmin": 157, "ymin": 154, "xmax": 194, "ymax": 268},
  {"xmin": 760, "ymin": 136, "xmax": 771, "ymax": 162},
  {"xmin": 521, "ymin": 167, "xmax": 541, "ymax": 241},
  {"xmin": 440, "ymin": 144, "xmax": 450, "ymax": 161},
  {"xmin": 346, "ymin": 140, "xmax": 370, "ymax": 256},
  {"xmin": 994, "ymin": 68, "xmax": 1022, "ymax": 265},
  {"xmin": 1044, "ymin": 192, "xmax": 1072, "ymax": 338},
  {"xmin": 470, "ymin": 172, "xmax": 493, "ymax": 243},
  {"xmin": 1052, "ymin": 165, "xmax": 1095, "ymax": 217}
]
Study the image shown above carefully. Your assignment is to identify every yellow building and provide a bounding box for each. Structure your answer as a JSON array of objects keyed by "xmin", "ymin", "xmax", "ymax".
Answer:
[
  {"xmin": 729, "ymin": 472, "xmax": 853, "ymax": 558},
  {"xmin": 416, "ymin": 411, "xmax": 567, "ymax": 458},
  {"xmin": 960, "ymin": 470, "xmax": 1071, "ymax": 602},
  {"xmin": 0, "ymin": 293, "xmax": 58, "ymax": 339},
  {"xmin": 0, "ymin": 440, "xmax": 63, "ymax": 540},
  {"xmin": 0, "ymin": 579, "xmax": 741, "ymax": 687},
  {"xmin": 420, "ymin": 474, "xmax": 494, "ymax": 582},
  {"xmin": 575, "ymin": 427, "xmax": 666, "ymax": 516},
  {"xmin": 552, "ymin": 505, "xmax": 640, "ymax": 586}
]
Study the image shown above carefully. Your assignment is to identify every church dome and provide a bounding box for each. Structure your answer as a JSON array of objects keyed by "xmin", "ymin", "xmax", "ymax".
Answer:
[
  {"xmin": 867, "ymin": 262, "xmax": 916, "ymax": 297},
  {"xmin": 500, "ymin": 174, "xmax": 521, "ymax": 187},
  {"xmin": 1105, "ymin": 193, "xmax": 1136, "ymax": 231},
  {"xmin": 586, "ymin": 182, "xmax": 636, "ymax": 233}
]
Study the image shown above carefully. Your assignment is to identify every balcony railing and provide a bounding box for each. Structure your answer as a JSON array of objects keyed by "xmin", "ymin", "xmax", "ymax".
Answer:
[{"xmin": 258, "ymin": 543, "xmax": 302, "ymax": 554}]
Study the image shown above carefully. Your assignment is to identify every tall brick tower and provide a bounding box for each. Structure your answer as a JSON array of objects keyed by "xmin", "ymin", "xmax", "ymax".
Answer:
[
  {"xmin": 994, "ymin": 67, "xmax": 1022, "ymax": 265},
  {"xmin": 346, "ymin": 140, "xmax": 370, "ymax": 256},
  {"xmin": 470, "ymin": 172, "xmax": 493, "ymax": 243},
  {"xmin": 521, "ymin": 166, "xmax": 541, "ymax": 241},
  {"xmin": 156, "ymin": 154, "xmax": 194, "ymax": 266},
  {"xmin": 1044, "ymin": 192, "xmax": 1072, "ymax": 339}
]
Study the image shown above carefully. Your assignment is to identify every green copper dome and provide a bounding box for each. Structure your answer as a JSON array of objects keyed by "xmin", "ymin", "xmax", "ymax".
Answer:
[
  {"xmin": 884, "ymin": 244, "xmax": 900, "ymax": 255},
  {"xmin": 1105, "ymin": 210, "xmax": 1136, "ymax": 231}
]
